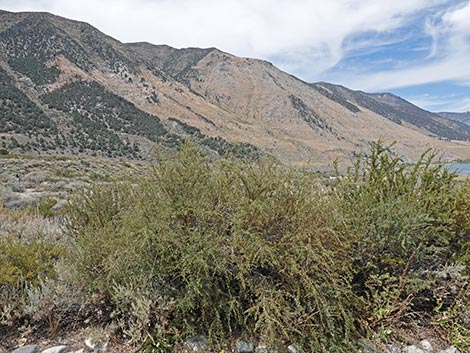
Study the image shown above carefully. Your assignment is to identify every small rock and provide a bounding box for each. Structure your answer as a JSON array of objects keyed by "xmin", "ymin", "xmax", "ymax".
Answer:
[
  {"xmin": 255, "ymin": 345, "xmax": 268, "ymax": 353},
  {"xmin": 84, "ymin": 339, "xmax": 108, "ymax": 351},
  {"xmin": 439, "ymin": 348, "xmax": 460, "ymax": 353},
  {"xmin": 402, "ymin": 346, "xmax": 426, "ymax": 353},
  {"xmin": 419, "ymin": 340, "xmax": 432, "ymax": 352},
  {"xmin": 236, "ymin": 340, "xmax": 254, "ymax": 353},
  {"xmin": 50, "ymin": 199, "xmax": 66, "ymax": 211},
  {"xmin": 17, "ymin": 338, "xmax": 27, "ymax": 347},
  {"xmin": 358, "ymin": 339, "xmax": 377, "ymax": 353},
  {"xmin": 385, "ymin": 344, "xmax": 402, "ymax": 353},
  {"xmin": 287, "ymin": 344, "xmax": 301, "ymax": 353},
  {"xmin": 185, "ymin": 335, "xmax": 207, "ymax": 352},
  {"xmin": 11, "ymin": 346, "xmax": 39, "ymax": 353},
  {"xmin": 41, "ymin": 346, "xmax": 68, "ymax": 353},
  {"xmin": 71, "ymin": 350, "xmax": 84, "ymax": 353}
]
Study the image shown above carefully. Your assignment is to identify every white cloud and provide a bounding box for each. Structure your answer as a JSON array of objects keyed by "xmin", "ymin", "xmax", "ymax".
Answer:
[
  {"xmin": 405, "ymin": 93, "xmax": 462, "ymax": 111},
  {"xmin": 329, "ymin": 1, "xmax": 470, "ymax": 91},
  {"xmin": 446, "ymin": 97, "xmax": 470, "ymax": 112},
  {"xmin": 340, "ymin": 55, "xmax": 470, "ymax": 91}
]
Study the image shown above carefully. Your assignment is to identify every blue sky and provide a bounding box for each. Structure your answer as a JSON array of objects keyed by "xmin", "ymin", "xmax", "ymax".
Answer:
[
  {"xmin": 316, "ymin": 1, "xmax": 470, "ymax": 112},
  {"xmin": 1, "ymin": 0, "xmax": 470, "ymax": 112}
]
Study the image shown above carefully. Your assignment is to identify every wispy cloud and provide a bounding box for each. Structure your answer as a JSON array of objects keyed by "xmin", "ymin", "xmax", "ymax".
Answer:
[
  {"xmin": 405, "ymin": 93, "xmax": 460, "ymax": 110},
  {"xmin": 325, "ymin": 1, "xmax": 470, "ymax": 91},
  {"xmin": 446, "ymin": 97, "xmax": 470, "ymax": 112},
  {"xmin": 337, "ymin": 55, "xmax": 470, "ymax": 91}
]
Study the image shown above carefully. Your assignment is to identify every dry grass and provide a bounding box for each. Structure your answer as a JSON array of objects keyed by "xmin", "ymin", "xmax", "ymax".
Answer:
[{"xmin": 0, "ymin": 155, "xmax": 148, "ymax": 212}]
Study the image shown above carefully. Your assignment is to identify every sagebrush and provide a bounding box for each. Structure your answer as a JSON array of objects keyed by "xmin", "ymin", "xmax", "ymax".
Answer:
[{"xmin": 1, "ymin": 142, "xmax": 469, "ymax": 352}]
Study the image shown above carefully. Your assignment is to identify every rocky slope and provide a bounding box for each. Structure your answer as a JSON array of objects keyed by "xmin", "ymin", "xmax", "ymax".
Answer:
[
  {"xmin": 439, "ymin": 111, "xmax": 470, "ymax": 126},
  {"xmin": 316, "ymin": 83, "xmax": 470, "ymax": 140},
  {"xmin": 1, "ymin": 10, "xmax": 470, "ymax": 165},
  {"xmin": 0, "ymin": 10, "xmax": 257, "ymax": 160}
]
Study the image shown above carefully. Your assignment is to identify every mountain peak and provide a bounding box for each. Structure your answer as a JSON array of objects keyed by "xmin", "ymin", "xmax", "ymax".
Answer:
[{"xmin": 1, "ymin": 9, "xmax": 469, "ymax": 164}]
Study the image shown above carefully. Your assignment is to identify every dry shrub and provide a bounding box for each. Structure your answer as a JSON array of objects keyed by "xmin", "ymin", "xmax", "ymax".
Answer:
[{"xmin": 64, "ymin": 144, "xmax": 356, "ymax": 351}]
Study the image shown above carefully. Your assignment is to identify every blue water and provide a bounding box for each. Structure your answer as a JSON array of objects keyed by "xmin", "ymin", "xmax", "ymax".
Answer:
[{"xmin": 446, "ymin": 164, "xmax": 470, "ymax": 176}]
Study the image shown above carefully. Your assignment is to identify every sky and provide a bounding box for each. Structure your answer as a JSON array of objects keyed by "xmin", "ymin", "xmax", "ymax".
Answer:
[{"xmin": 1, "ymin": 0, "xmax": 470, "ymax": 112}]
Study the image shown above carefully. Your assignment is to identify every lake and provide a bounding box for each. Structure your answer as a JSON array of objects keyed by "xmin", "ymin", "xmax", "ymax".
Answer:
[{"xmin": 446, "ymin": 163, "xmax": 470, "ymax": 176}]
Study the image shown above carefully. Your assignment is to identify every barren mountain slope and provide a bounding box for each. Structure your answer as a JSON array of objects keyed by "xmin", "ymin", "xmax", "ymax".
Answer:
[
  {"xmin": 315, "ymin": 82, "xmax": 470, "ymax": 140},
  {"xmin": 439, "ymin": 112, "xmax": 470, "ymax": 126},
  {"xmin": 1, "ymin": 9, "xmax": 469, "ymax": 164},
  {"xmin": 130, "ymin": 43, "xmax": 470, "ymax": 163},
  {"xmin": 0, "ymin": 11, "xmax": 258, "ymax": 159}
]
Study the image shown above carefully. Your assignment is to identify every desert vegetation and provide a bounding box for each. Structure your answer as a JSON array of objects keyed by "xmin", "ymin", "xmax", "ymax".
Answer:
[
  {"xmin": 1, "ymin": 142, "xmax": 469, "ymax": 352},
  {"xmin": 0, "ymin": 66, "xmax": 57, "ymax": 137}
]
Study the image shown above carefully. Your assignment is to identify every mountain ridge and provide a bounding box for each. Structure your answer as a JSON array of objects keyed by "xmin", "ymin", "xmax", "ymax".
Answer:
[
  {"xmin": 439, "ymin": 111, "xmax": 470, "ymax": 126},
  {"xmin": 1, "ymin": 9, "xmax": 469, "ymax": 164}
]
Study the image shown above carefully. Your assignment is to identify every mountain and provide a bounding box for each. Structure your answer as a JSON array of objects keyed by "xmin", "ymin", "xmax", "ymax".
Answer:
[
  {"xmin": 315, "ymin": 83, "xmax": 470, "ymax": 141},
  {"xmin": 438, "ymin": 112, "xmax": 470, "ymax": 126},
  {"xmin": 0, "ymin": 11, "xmax": 258, "ymax": 159},
  {"xmin": 127, "ymin": 43, "xmax": 470, "ymax": 163},
  {"xmin": 1, "ymin": 10, "xmax": 470, "ymax": 165}
]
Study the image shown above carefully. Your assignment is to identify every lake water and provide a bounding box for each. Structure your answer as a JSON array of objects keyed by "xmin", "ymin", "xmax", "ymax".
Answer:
[{"xmin": 446, "ymin": 164, "xmax": 470, "ymax": 176}]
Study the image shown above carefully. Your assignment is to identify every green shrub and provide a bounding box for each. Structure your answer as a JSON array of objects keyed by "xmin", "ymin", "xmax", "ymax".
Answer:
[
  {"xmin": 64, "ymin": 144, "xmax": 356, "ymax": 351},
  {"xmin": 29, "ymin": 197, "xmax": 59, "ymax": 218},
  {"xmin": 0, "ymin": 236, "xmax": 62, "ymax": 287},
  {"xmin": 333, "ymin": 142, "xmax": 469, "ymax": 330},
  {"xmin": 453, "ymin": 180, "xmax": 470, "ymax": 265},
  {"xmin": 61, "ymin": 142, "xmax": 470, "ymax": 351},
  {"xmin": 0, "ymin": 233, "xmax": 63, "ymax": 327}
]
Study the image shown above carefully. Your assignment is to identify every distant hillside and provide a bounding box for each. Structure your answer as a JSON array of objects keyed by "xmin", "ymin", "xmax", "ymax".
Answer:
[
  {"xmin": 314, "ymin": 83, "xmax": 470, "ymax": 141},
  {"xmin": 439, "ymin": 111, "xmax": 470, "ymax": 126},
  {"xmin": 1, "ymin": 10, "xmax": 470, "ymax": 164},
  {"xmin": 0, "ymin": 10, "xmax": 257, "ymax": 159}
]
